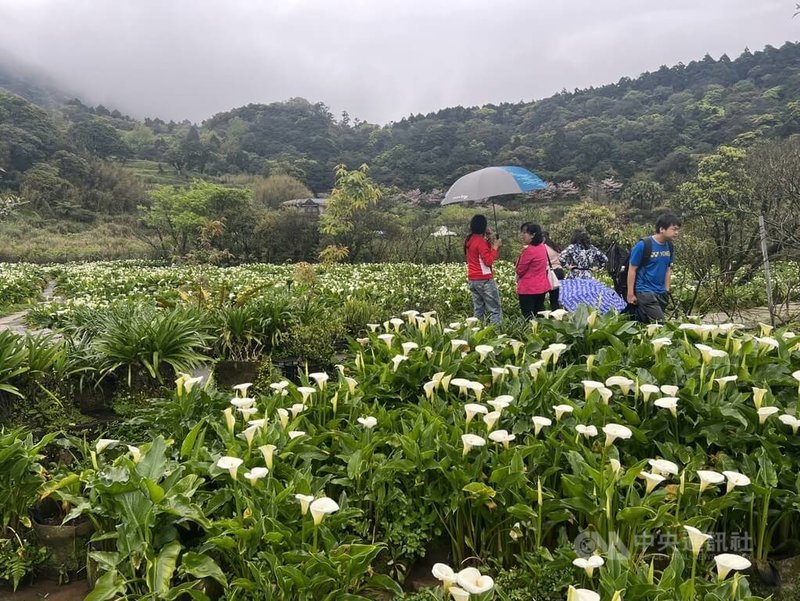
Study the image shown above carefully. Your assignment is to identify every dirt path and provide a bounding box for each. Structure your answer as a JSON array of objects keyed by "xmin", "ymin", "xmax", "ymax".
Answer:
[
  {"xmin": 0, "ymin": 580, "xmax": 89, "ymax": 601},
  {"xmin": 0, "ymin": 280, "xmax": 58, "ymax": 337},
  {"xmin": 701, "ymin": 302, "xmax": 800, "ymax": 326}
]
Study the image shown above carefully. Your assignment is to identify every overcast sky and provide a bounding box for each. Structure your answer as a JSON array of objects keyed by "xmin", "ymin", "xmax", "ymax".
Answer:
[{"xmin": 0, "ymin": 0, "xmax": 797, "ymax": 124}]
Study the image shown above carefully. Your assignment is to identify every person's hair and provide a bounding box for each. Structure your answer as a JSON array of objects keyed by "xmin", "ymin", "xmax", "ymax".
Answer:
[
  {"xmin": 570, "ymin": 229, "xmax": 591, "ymax": 249},
  {"xmin": 542, "ymin": 230, "xmax": 561, "ymax": 252},
  {"xmin": 520, "ymin": 222, "xmax": 544, "ymax": 246},
  {"xmin": 465, "ymin": 214, "xmax": 488, "ymax": 255},
  {"xmin": 655, "ymin": 213, "xmax": 682, "ymax": 233}
]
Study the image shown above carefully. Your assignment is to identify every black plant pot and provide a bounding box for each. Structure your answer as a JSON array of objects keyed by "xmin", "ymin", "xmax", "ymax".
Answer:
[
  {"xmin": 31, "ymin": 498, "xmax": 94, "ymax": 582},
  {"xmin": 213, "ymin": 360, "xmax": 260, "ymax": 389}
]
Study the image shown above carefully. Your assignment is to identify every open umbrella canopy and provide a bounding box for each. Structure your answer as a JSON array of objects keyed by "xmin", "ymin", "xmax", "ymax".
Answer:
[{"xmin": 441, "ymin": 166, "xmax": 547, "ymax": 205}]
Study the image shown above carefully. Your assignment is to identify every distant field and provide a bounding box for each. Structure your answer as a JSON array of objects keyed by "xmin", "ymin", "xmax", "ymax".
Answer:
[
  {"xmin": 0, "ymin": 218, "xmax": 154, "ymax": 263},
  {"xmin": 123, "ymin": 159, "xmax": 195, "ymax": 187}
]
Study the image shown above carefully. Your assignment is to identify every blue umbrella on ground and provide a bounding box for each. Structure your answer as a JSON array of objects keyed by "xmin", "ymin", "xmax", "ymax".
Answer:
[
  {"xmin": 441, "ymin": 166, "xmax": 548, "ymax": 231},
  {"xmin": 559, "ymin": 278, "xmax": 627, "ymax": 314}
]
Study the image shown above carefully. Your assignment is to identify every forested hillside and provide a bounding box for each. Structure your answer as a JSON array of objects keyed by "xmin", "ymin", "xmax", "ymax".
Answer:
[
  {"xmin": 2, "ymin": 41, "xmax": 800, "ymax": 202},
  {"xmin": 1, "ymin": 41, "xmax": 800, "ymax": 269}
]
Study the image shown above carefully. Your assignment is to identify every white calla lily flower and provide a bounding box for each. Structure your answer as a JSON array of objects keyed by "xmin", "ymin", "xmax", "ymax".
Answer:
[
  {"xmin": 309, "ymin": 372, "xmax": 329, "ymax": 389},
  {"xmin": 309, "ymin": 496, "xmax": 339, "ymax": 525},
  {"xmin": 233, "ymin": 382, "xmax": 253, "ymax": 397},
  {"xmin": 295, "ymin": 493, "xmax": 314, "ymax": 514},
  {"xmin": 714, "ymin": 553, "xmax": 752, "ymax": 580},
  {"xmin": 297, "ymin": 386, "xmax": 316, "ymax": 403},
  {"xmin": 488, "ymin": 395, "xmax": 513, "ymax": 412},
  {"xmin": 639, "ymin": 384, "xmax": 660, "ymax": 402},
  {"xmin": 450, "ymin": 339, "xmax": 468, "ymax": 352},
  {"xmin": 216, "ymin": 456, "xmax": 243, "ymax": 480},
  {"xmin": 391, "ymin": 354, "xmax": 408, "ymax": 372},
  {"xmin": 684, "ymin": 525, "xmax": 713, "ymax": 557},
  {"xmin": 95, "ymin": 439, "xmax": 119, "ymax": 454},
  {"xmin": 603, "ymin": 424, "xmax": 632, "ymax": 447},
  {"xmin": 401, "ymin": 342, "xmax": 419, "ymax": 356},
  {"xmin": 456, "ymin": 567, "xmax": 494, "ymax": 594},
  {"xmin": 723, "ymin": 471, "xmax": 751, "ymax": 493},
  {"xmin": 377, "ymin": 333, "xmax": 394, "ymax": 347},
  {"xmin": 654, "ymin": 396, "xmax": 679, "ymax": 417},
  {"xmin": 532, "ymin": 416, "xmax": 552, "ymax": 436},
  {"xmin": 127, "ymin": 445, "xmax": 141, "ymax": 463},
  {"xmin": 576, "ymin": 424, "xmax": 598, "ymax": 439},
  {"xmin": 488, "ymin": 429, "xmax": 515, "ymax": 448},
  {"xmin": 474, "ymin": 344, "xmax": 494, "ymax": 362},
  {"xmin": 259, "ymin": 444, "xmax": 277, "ymax": 469},
  {"xmin": 461, "ymin": 434, "xmax": 486, "ymax": 455},
  {"xmin": 751, "ymin": 387, "xmax": 768, "ymax": 409},
  {"xmin": 651, "ymin": 337, "xmax": 672, "ymax": 352},
  {"xmin": 244, "ymin": 467, "xmax": 269, "ymax": 483},
  {"xmin": 779, "ymin": 413, "xmax": 800, "ymax": 434},
  {"xmin": 449, "ymin": 586, "xmax": 470, "ymax": 601},
  {"xmin": 757, "ymin": 406, "xmax": 779, "ymax": 424},
  {"xmin": 483, "ymin": 410, "xmax": 501, "ymax": 431},
  {"xmin": 648, "ymin": 459, "xmax": 679, "ymax": 476},
  {"xmin": 567, "ymin": 585, "xmax": 600, "ymax": 601},
  {"xmin": 581, "ymin": 380, "xmax": 604, "ymax": 400},
  {"xmin": 344, "ymin": 376, "xmax": 358, "ymax": 395},
  {"xmin": 450, "ymin": 378, "xmax": 471, "ymax": 396},
  {"xmin": 605, "ymin": 376, "xmax": 634, "ymax": 395},
  {"xmin": 696, "ymin": 470, "xmax": 725, "ymax": 492},
  {"xmin": 553, "ymin": 404, "xmax": 574, "ymax": 421},
  {"xmin": 572, "ymin": 555, "xmax": 604, "ymax": 577},
  {"xmin": 357, "ymin": 416, "xmax": 378, "ymax": 429},
  {"xmin": 223, "ymin": 407, "xmax": 236, "ymax": 433},
  {"xmin": 277, "ymin": 408, "xmax": 289, "ymax": 429},
  {"xmin": 640, "ymin": 471, "xmax": 666, "ymax": 494},
  {"xmin": 431, "ymin": 563, "xmax": 456, "ymax": 590},
  {"xmin": 660, "ymin": 384, "xmax": 679, "ymax": 396}
]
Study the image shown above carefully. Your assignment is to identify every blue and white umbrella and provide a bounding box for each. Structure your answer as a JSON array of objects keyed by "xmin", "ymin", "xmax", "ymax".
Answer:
[
  {"xmin": 441, "ymin": 166, "xmax": 548, "ymax": 229},
  {"xmin": 559, "ymin": 278, "xmax": 627, "ymax": 314}
]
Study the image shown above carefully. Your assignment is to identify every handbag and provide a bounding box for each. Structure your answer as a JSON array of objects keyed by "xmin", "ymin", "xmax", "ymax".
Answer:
[{"xmin": 546, "ymin": 253, "xmax": 561, "ymax": 289}]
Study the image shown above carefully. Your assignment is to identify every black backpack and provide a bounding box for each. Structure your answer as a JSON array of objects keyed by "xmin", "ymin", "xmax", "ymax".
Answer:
[{"xmin": 606, "ymin": 237, "xmax": 674, "ymax": 300}]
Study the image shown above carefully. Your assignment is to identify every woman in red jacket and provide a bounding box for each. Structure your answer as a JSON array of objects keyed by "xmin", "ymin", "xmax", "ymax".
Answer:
[
  {"xmin": 516, "ymin": 222, "xmax": 551, "ymax": 319},
  {"xmin": 464, "ymin": 214, "xmax": 503, "ymax": 324}
]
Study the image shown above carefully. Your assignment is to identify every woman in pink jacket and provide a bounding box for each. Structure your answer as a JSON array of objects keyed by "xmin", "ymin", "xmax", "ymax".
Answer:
[{"xmin": 515, "ymin": 222, "xmax": 551, "ymax": 319}]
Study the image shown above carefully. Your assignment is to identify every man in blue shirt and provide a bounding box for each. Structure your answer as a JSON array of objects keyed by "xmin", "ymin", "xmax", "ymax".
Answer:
[{"xmin": 626, "ymin": 214, "xmax": 681, "ymax": 323}]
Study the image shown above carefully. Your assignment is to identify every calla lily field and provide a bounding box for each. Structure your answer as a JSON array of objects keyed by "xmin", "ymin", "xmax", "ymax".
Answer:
[{"xmin": 2, "ymin": 261, "xmax": 800, "ymax": 600}]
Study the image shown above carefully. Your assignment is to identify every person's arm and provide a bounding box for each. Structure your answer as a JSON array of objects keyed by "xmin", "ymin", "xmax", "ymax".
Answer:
[
  {"xmin": 515, "ymin": 247, "xmax": 532, "ymax": 277},
  {"xmin": 627, "ymin": 266, "xmax": 638, "ymax": 304},
  {"xmin": 559, "ymin": 246, "xmax": 574, "ymax": 269},
  {"xmin": 665, "ymin": 266, "xmax": 672, "ymax": 293},
  {"xmin": 627, "ymin": 241, "xmax": 644, "ymax": 304},
  {"xmin": 479, "ymin": 236, "xmax": 501, "ymax": 266},
  {"xmin": 595, "ymin": 247, "xmax": 608, "ymax": 269}
]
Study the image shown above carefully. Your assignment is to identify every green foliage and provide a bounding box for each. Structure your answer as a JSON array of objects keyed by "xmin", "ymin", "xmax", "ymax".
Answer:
[
  {"xmin": 548, "ymin": 201, "xmax": 622, "ymax": 250},
  {"xmin": 83, "ymin": 302, "xmax": 212, "ymax": 386},
  {"xmin": 0, "ymin": 428, "xmax": 55, "ymax": 533},
  {"xmin": 253, "ymin": 173, "xmax": 312, "ymax": 209},
  {"xmin": 141, "ymin": 180, "xmax": 253, "ymax": 259},
  {"xmin": 0, "ymin": 537, "xmax": 48, "ymax": 591},
  {"xmin": 492, "ymin": 552, "xmax": 575, "ymax": 601},
  {"xmin": 282, "ymin": 317, "xmax": 346, "ymax": 367},
  {"xmin": 319, "ymin": 164, "xmax": 383, "ymax": 262}
]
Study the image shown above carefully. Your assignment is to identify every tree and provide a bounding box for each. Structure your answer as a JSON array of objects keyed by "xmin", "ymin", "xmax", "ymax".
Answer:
[
  {"xmin": 253, "ymin": 174, "xmax": 312, "ymax": 209},
  {"xmin": 548, "ymin": 202, "xmax": 621, "ymax": 250},
  {"xmin": 318, "ymin": 164, "xmax": 382, "ymax": 262},
  {"xmin": 140, "ymin": 180, "xmax": 252, "ymax": 259},
  {"xmin": 70, "ymin": 118, "xmax": 129, "ymax": 158},
  {"xmin": 677, "ymin": 146, "xmax": 759, "ymax": 279}
]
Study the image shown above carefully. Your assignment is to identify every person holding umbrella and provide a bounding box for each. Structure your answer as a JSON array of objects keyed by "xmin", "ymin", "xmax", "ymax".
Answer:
[
  {"xmin": 464, "ymin": 214, "xmax": 503, "ymax": 324},
  {"xmin": 516, "ymin": 222, "xmax": 551, "ymax": 319}
]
